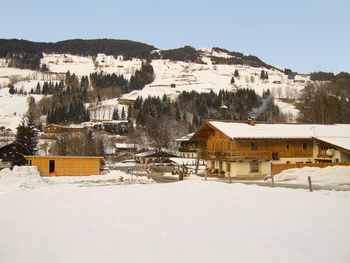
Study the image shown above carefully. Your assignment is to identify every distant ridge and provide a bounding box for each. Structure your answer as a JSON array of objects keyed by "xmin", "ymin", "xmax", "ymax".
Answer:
[{"xmin": 0, "ymin": 38, "xmax": 277, "ymax": 70}]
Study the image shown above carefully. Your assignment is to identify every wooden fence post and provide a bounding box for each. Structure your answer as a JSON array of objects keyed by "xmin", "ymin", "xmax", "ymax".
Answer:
[
  {"xmin": 195, "ymin": 155, "xmax": 200, "ymax": 175},
  {"xmin": 228, "ymin": 172, "xmax": 232, "ymax": 184},
  {"xmin": 271, "ymin": 170, "xmax": 274, "ymax": 187},
  {"xmin": 308, "ymin": 176, "xmax": 313, "ymax": 192}
]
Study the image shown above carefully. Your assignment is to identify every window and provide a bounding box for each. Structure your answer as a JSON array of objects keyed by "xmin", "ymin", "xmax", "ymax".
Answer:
[
  {"xmin": 212, "ymin": 142, "xmax": 215, "ymax": 151},
  {"xmin": 228, "ymin": 142, "xmax": 232, "ymax": 151},
  {"xmin": 251, "ymin": 142, "xmax": 258, "ymax": 151},
  {"xmin": 302, "ymin": 143, "xmax": 307, "ymax": 150},
  {"xmin": 272, "ymin": 152, "xmax": 279, "ymax": 160},
  {"xmin": 250, "ymin": 162, "xmax": 259, "ymax": 173},
  {"xmin": 286, "ymin": 144, "xmax": 290, "ymax": 150},
  {"xmin": 221, "ymin": 142, "xmax": 224, "ymax": 152}
]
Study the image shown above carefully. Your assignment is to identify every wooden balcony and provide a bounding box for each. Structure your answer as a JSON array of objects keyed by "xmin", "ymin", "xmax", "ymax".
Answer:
[
  {"xmin": 200, "ymin": 150, "xmax": 272, "ymax": 161},
  {"xmin": 178, "ymin": 147, "xmax": 201, "ymax": 153}
]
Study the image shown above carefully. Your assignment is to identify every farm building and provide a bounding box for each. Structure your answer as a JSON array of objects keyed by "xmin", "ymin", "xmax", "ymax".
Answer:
[
  {"xmin": 191, "ymin": 120, "xmax": 350, "ymax": 178},
  {"xmin": 44, "ymin": 124, "xmax": 86, "ymax": 134},
  {"xmin": 135, "ymin": 151, "xmax": 178, "ymax": 164},
  {"xmin": 25, "ymin": 156, "xmax": 105, "ymax": 176}
]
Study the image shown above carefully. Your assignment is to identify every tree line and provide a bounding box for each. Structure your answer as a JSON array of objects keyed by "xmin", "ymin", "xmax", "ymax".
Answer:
[{"xmin": 0, "ymin": 39, "xmax": 155, "ymax": 70}]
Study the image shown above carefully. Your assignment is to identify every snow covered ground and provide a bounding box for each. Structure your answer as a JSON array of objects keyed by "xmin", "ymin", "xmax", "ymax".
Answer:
[
  {"xmin": 0, "ymin": 166, "xmax": 350, "ymax": 263},
  {"xmin": 270, "ymin": 166, "xmax": 350, "ymax": 190}
]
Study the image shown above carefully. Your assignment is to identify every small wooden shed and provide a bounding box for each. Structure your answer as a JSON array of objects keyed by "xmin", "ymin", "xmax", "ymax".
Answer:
[{"xmin": 25, "ymin": 156, "xmax": 105, "ymax": 176}]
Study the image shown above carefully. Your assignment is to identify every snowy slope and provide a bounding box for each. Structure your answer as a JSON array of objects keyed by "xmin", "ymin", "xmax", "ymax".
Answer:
[
  {"xmin": 0, "ymin": 167, "xmax": 349, "ymax": 263},
  {"xmin": 0, "ymin": 48, "xmax": 310, "ymax": 130}
]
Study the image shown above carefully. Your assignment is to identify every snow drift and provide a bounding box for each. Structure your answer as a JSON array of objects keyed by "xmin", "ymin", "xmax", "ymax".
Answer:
[
  {"xmin": 0, "ymin": 167, "xmax": 154, "ymax": 193},
  {"xmin": 273, "ymin": 165, "xmax": 350, "ymax": 188},
  {"xmin": 0, "ymin": 166, "xmax": 45, "ymax": 192}
]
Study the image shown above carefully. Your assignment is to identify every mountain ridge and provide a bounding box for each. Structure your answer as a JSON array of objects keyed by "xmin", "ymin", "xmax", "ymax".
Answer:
[{"xmin": 0, "ymin": 38, "xmax": 284, "ymax": 72}]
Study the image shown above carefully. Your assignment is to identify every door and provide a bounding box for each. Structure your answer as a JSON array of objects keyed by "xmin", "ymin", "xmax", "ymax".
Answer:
[{"xmin": 49, "ymin": 160, "xmax": 55, "ymax": 173}]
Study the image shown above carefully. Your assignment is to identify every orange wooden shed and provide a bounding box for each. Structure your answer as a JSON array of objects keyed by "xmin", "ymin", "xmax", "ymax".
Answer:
[{"xmin": 25, "ymin": 156, "xmax": 105, "ymax": 176}]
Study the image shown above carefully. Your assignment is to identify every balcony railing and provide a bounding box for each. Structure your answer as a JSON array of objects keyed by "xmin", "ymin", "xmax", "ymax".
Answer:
[
  {"xmin": 179, "ymin": 147, "xmax": 201, "ymax": 152},
  {"xmin": 200, "ymin": 150, "xmax": 272, "ymax": 161}
]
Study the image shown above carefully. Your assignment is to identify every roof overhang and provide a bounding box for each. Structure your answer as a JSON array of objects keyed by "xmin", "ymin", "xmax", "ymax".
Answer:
[{"xmin": 313, "ymin": 138, "xmax": 350, "ymax": 155}]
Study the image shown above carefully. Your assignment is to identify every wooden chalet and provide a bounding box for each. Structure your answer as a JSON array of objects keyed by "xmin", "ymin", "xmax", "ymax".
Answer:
[
  {"xmin": 0, "ymin": 142, "xmax": 15, "ymax": 168},
  {"xmin": 135, "ymin": 151, "xmax": 178, "ymax": 164},
  {"xmin": 191, "ymin": 120, "xmax": 350, "ymax": 178},
  {"xmin": 175, "ymin": 133, "xmax": 202, "ymax": 158},
  {"xmin": 44, "ymin": 124, "xmax": 86, "ymax": 134},
  {"xmin": 117, "ymin": 98, "xmax": 136, "ymax": 105},
  {"xmin": 25, "ymin": 156, "xmax": 105, "ymax": 176}
]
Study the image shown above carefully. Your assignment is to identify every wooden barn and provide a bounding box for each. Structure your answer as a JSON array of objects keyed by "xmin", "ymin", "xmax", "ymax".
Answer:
[{"xmin": 25, "ymin": 156, "xmax": 105, "ymax": 176}]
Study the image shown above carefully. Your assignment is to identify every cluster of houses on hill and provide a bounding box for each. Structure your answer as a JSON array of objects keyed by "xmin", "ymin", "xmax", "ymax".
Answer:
[{"xmin": 1, "ymin": 119, "xmax": 350, "ymax": 177}]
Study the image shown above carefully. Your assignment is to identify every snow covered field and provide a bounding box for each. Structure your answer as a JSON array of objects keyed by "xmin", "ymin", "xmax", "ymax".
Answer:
[{"xmin": 1, "ymin": 166, "xmax": 350, "ymax": 263}]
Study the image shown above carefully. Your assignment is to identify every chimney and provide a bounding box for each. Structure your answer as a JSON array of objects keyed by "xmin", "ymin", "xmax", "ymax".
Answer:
[{"xmin": 248, "ymin": 117, "xmax": 255, "ymax": 126}]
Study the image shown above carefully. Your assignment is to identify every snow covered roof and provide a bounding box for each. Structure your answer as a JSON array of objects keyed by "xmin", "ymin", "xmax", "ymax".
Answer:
[
  {"xmin": 115, "ymin": 143, "xmax": 139, "ymax": 149},
  {"xmin": 175, "ymin": 133, "xmax": 195, "ymax": 142},
  {"xmin": 196, "ymin": 121, "xmax": 350, "ymax": 151}
]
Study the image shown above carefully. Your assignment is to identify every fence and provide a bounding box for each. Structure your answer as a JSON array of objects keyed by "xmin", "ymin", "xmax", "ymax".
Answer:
[{"xmin": 272, "ymin": 162, "xmax": 350, "ymax": 175}]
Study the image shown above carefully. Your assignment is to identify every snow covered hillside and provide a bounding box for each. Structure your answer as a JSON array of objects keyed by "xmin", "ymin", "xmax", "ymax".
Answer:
[
  {"xmin": 0, "ymin": 49, "xmax": 310, "ymax": 131},
  {"xmin": 0, "ymin": 167, "xmax": 349, "ymax": 263}
]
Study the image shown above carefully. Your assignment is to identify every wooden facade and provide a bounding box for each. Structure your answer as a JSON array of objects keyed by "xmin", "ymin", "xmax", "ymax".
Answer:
[
  {"xmin": 117, "ymin": 98, "xmax": 136, "ymax": 105},
  {"xmin": 191, "ymin": 120, "xmax": 350, "ymax": 177},
  {"xmin": 25, "ymin": 156, "xmax": 105, "ymax": 176},
  {"xmin": 44, "ymin": 124, "xmax": 86, "ymax": 134}
]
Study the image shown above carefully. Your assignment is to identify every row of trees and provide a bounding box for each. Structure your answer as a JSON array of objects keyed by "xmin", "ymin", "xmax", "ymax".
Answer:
[
  {"xmin": 128, "ymin": 89, "xmax": 287, "ymax": 151},
  {"xmin": 297, "ymin": 82, "xmax": 350, "ymax": 124}
]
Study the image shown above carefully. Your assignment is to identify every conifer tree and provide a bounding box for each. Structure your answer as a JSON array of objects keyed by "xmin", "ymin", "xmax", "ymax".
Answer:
[
  {"xmin": 112, "ymin": 107, "xmax": 119, "ymax": 120},
  {"xmin": 11, "ymin": 116, "xmax": 39, "ymax": 166},
  {"xmin": 121, "ymin": 107, "xmax": 126, "ymax": 120}
]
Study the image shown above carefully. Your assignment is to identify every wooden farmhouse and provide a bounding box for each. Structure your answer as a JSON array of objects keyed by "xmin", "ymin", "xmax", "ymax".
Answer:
[
  {"xmin": 25, "ymin": 156, "xmax": 105, "ymax": 176},
  {"xmin": 191, "ymin": 120, "xmax": 350, "ymax": 178},
  {"xmin": 117, "ymin": 98, "xmax": 136, "ymax": 105},
  {"xmin": 44, "ymin": 124, "xmax": 86, "ymax": 135},
  {"xmin": 175, "ymin": 133, "xmax": 201, "ymax": 158},
  {"xmin": 135, "ymin": 151, "xmax": 178, "ymax": 164}
]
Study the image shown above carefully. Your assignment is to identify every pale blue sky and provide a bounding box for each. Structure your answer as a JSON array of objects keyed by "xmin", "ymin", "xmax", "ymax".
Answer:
[{"xmin": 1, "ymin": 0, "xmax": 349, "ymax": 73}]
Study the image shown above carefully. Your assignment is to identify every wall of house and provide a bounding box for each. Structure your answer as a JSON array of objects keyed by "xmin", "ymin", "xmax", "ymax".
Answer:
[
  {"xmin": 237, "ymin": 140, "xmax": 313, "ymax": 158},
  {"xmin": 27, "ymin": 157, "xmax": 101, "ymax": 176},
  {"xmin": 340, "ymin": 151, "xmax": 350, "ymax": 162},
  {"xmin": 272, "ymin": 157, "xmax": 313, "ymax": 164},
  {"xmin": 206, "ymin": 132, "xmax": 313, "ymax": 160},
  {"xmin": 226, "ymin": 161, "xmax": 271, "ymax": 177}
]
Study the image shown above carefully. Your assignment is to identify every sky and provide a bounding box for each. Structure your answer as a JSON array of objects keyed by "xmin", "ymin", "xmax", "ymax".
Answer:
[{"xmin": 1, "ymin": 0, "xmax": 349, "ymax": 74}]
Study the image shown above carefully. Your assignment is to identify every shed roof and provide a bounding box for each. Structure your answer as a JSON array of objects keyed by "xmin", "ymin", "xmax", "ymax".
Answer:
[
  {"xmin": 25, "ymin": 156, "xmax": 105, "ymax": 164},
  {"xmin": 175, "ymin": 133, "xmax": 195, "ymax": 142}
]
